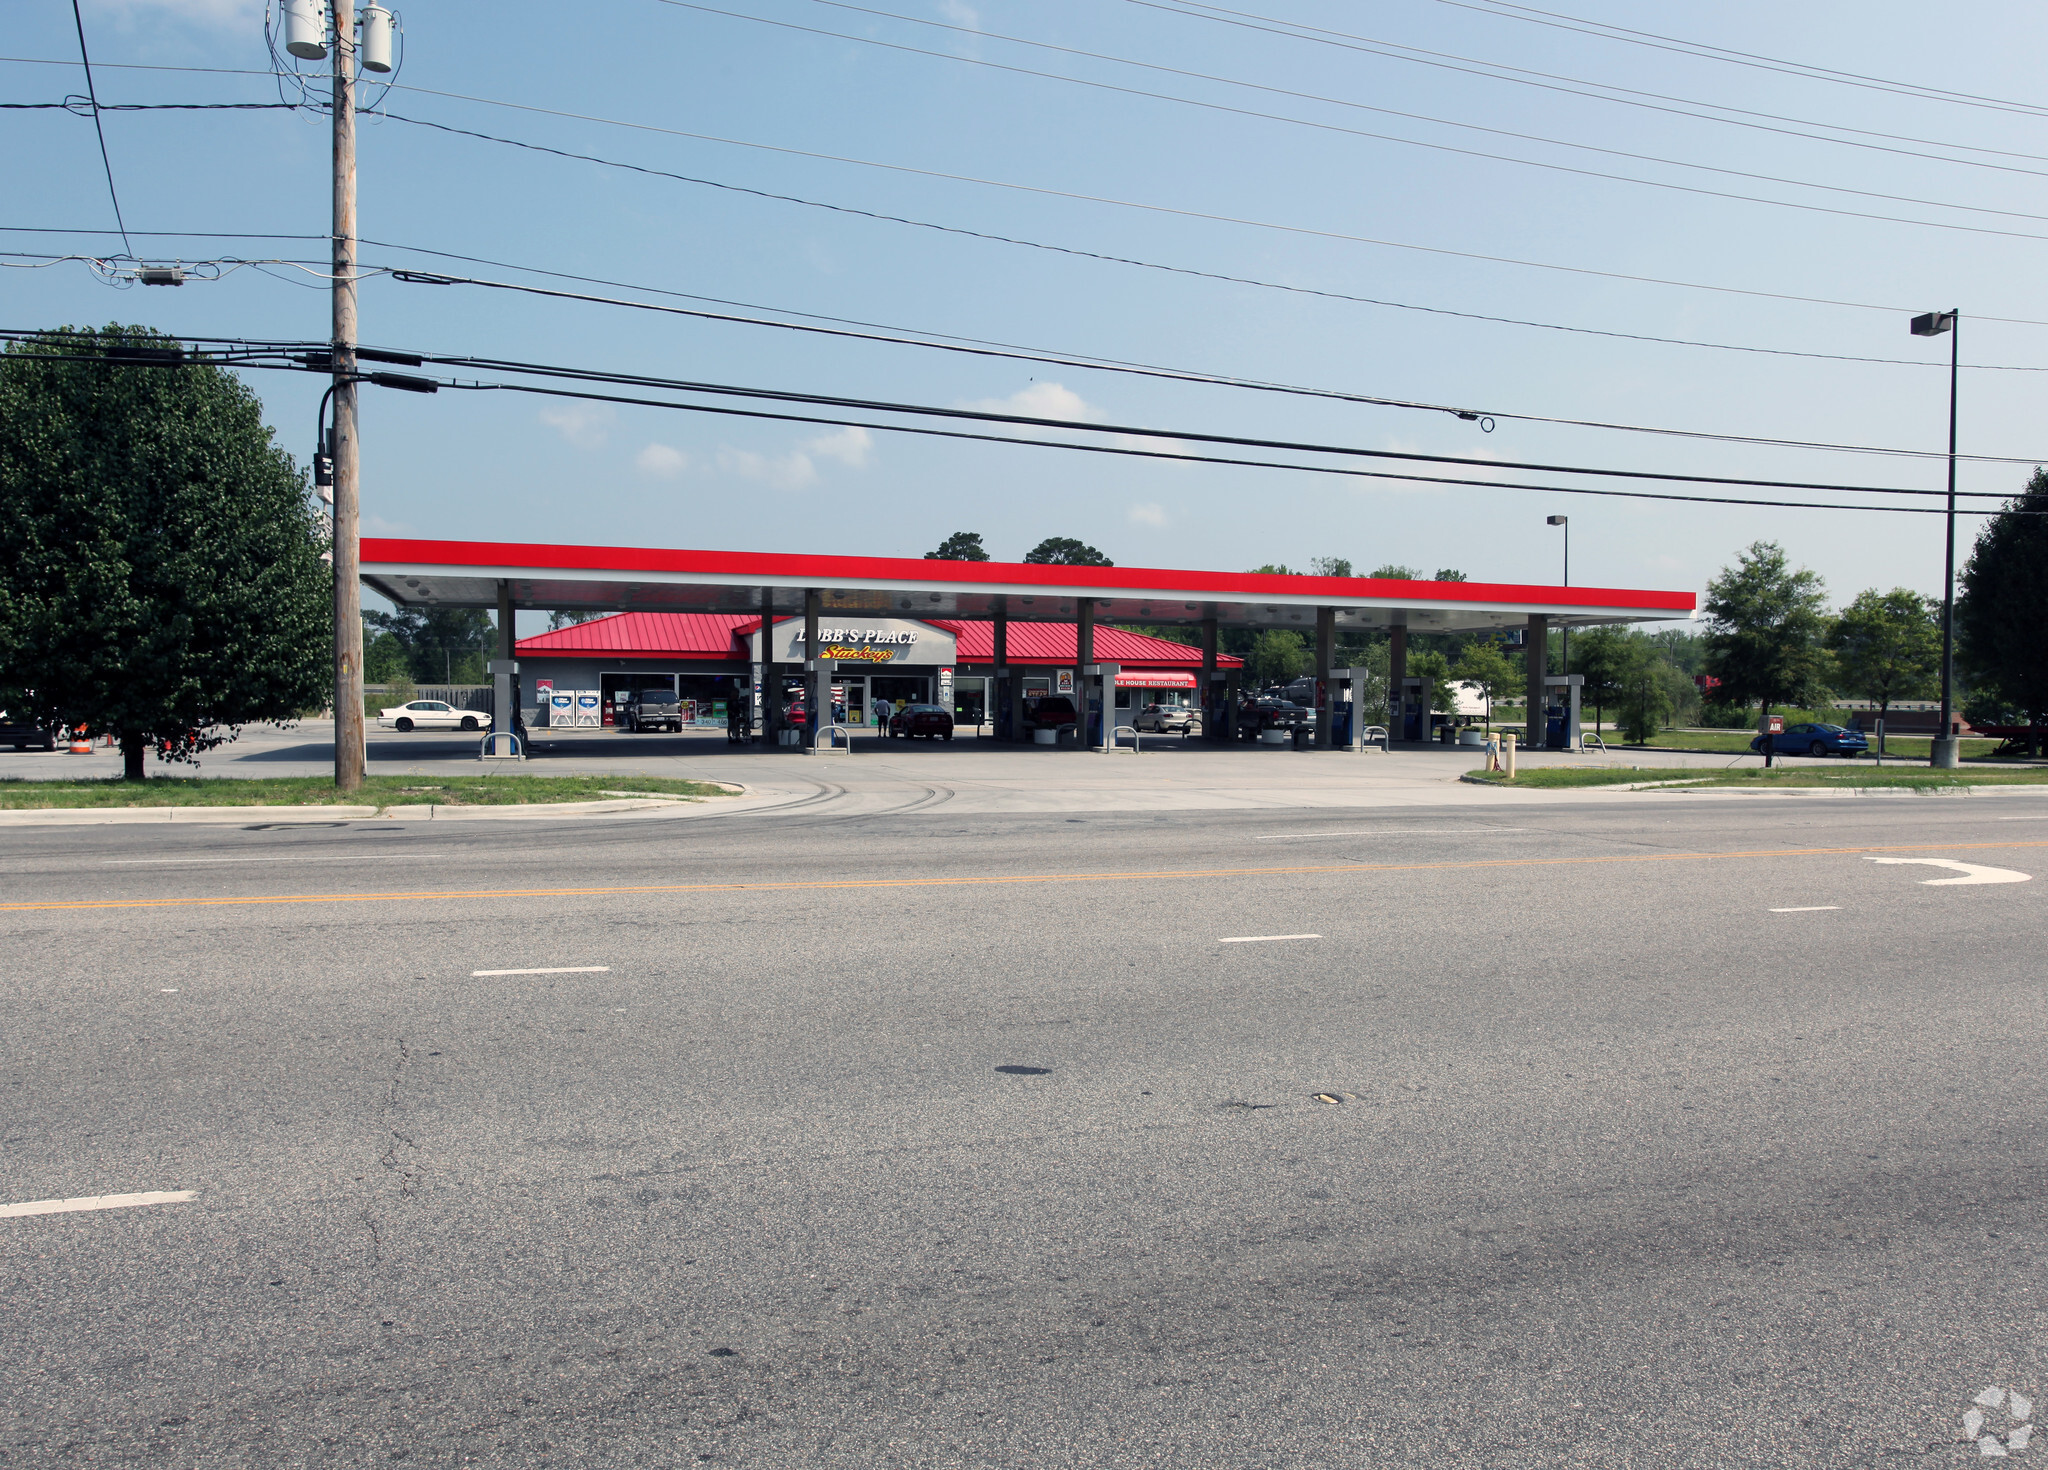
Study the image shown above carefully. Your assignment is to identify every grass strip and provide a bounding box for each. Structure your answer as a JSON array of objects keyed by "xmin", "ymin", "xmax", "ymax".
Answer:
[
  {"xmin": 0, "ymin": 774, "xmax": 736, "ymax": 809},
  {"xmin": 1465, "ymin": 765, "xmax": 2048, "ymax": 791}
]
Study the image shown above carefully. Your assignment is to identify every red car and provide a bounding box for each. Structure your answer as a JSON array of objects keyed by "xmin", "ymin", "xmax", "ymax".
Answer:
[{"xmin": 888, "ymin": 703, "xmax": 955, "ymax": 741}]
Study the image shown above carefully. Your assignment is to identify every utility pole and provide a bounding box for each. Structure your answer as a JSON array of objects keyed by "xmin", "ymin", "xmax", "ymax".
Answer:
[{"xmin": 331, "ymin": 0, "xmax": 364, "ymax": 790}]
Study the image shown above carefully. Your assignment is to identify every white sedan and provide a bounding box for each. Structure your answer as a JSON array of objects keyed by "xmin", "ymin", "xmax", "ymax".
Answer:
[{"xmin": 377, "ymin": 699, "xmax": 483, "ymax": 732}]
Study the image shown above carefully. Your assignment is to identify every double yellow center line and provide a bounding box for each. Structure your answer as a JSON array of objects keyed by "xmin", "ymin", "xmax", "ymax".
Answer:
[{"xmin": 5, "ymin": 840, "xmax": 2044, "ymax": 914}]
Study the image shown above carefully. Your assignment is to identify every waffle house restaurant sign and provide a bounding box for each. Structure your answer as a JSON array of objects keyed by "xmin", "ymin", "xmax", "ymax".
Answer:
[{"xmin": 750, "ymin": 617, "xmax": 959, "ymax": 667}]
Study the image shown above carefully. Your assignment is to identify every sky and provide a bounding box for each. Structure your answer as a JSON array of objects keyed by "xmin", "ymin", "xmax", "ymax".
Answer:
[{"xmin": 8, "ymin": 0, "xmax": 2048, "ymax": 634}]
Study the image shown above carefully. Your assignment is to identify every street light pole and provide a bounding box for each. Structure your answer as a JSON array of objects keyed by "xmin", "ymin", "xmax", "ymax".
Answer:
[
  {"xmin": 1547, "ymin": 514, "xmax": 1569, "ymax": 680},
  {"xmin": 330, "ymin": 0, "xmax": 364, "ymax": 791},
  {"xmin": 1909, "ymin": 309, "xmax": 1961, "ymax": 770}
]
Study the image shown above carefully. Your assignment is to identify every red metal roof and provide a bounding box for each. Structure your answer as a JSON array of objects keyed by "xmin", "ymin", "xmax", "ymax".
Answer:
[
  {"xmin": 938, "ymin": 621, "xmax": 1241, "ymax": 667},
  {"xmin": 514, "ymin": 613, "xmax": 1241, "ymax": 667},
  {"xmin": 516, "ymin": 612, "xmax": 752, "ymax": 660}
]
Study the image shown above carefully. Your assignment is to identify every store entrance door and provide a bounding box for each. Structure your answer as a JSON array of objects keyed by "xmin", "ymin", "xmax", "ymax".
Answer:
[
  {"xmin": 838, "ymin": 676, "xmax": 866, "ymax": 731},
  {"xmin": 870, "ymin": 674, "xmax": 928, "ymax": 736}
]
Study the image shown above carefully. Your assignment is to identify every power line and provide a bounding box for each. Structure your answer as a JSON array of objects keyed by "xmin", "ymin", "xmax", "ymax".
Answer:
[
  {"xmin": 375, "ymin": 110, "xmax": 2048, "ymax": 372},
  {"xmin": 29, "ymin": 218, "xmax": 2048, "ymax": 336},
  {"xmin": 387, "ymin": 264, "xmax": 2048, "ymax": 464},
  {"xmin": 451, "ymin": 377, "xmax": 2032, "ymax": 518},
  {"xmin": 66, "ymin": 0, "xmax": 129, "ymax": 257},
  {"xmin": 14, "ymin": 229, "xmax": 2045, "ymax": 460},
  {"xmin": 14, "ymin": 53, "xmax": 2048, "ymax": 327},
  {"xmin": 1125, "ymin": 0, "xmax": 2048, "ymax": 171},
  {"xmin": 407, "ymin": 347, "xmax": 2016, "ymax": 498},
  {"xmin": 661, "ymin": 0, "xmax": 2048, "ymax": 226},
  {"xmin": 7, "ymin": 327, "xmax": 2035, "ymax": 514},
  {"xmin": 1432, "ymin": 0, "xmax": 2048, "ymax": 121}
]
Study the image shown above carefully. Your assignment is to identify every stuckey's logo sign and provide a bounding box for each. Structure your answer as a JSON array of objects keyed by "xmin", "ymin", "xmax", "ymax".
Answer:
[
  {"xmin": 790, "ymin": 627, "xmax": 920, "ymax": 663},
  {"xmin": 822, "ymin": 644, "xmax": 897, "ymax": 663}
]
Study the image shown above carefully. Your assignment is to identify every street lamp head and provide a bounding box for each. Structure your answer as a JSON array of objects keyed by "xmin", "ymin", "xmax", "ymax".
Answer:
[
  {"xmin": 1546, "ymin": 515, "xmax": 1568, "ymax": 527},
  {"xmin": 1910, "ymin": 311, "xmax": 1956, "ymax": 337}
]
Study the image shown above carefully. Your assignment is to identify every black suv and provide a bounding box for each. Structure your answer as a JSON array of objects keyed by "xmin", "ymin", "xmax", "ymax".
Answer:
[
  {"xmin": 1237, "ymin": 696, "xmax": 1311, "ymax": 739},
  {"xmin": 1022, "ymin": 695, "xmax": 1078, "ymax": 733}
]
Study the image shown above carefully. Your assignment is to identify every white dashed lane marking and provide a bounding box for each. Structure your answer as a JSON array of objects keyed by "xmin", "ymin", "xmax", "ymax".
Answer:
[
  {"xmin": 1770, "ymin": 906, "xmax": 1840, "ymax": 912},
  {"xmin": 1, "ymin": 1191, "xmax": 195, "ymax": 1219},
  {"xmin": 472, "ymin": 966, "xmax": 612, "ymax": 976},
  {"xmin": 1218, "ymin": 934, "xmax": 1323, "ymax": 944}
]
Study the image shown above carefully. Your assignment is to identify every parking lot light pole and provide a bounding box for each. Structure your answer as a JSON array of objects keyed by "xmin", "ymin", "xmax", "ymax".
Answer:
[
  {"xmin": 1546, "ymin": 515, "xmax": 1569, "ymax": 681},
  {"xmin": 1909, "ymin": 310, "xmax": 1962, "ymax": 769}
]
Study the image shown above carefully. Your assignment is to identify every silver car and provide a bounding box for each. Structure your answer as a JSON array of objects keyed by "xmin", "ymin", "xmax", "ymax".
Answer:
[{"xmin": 1134, "ymin": 702, "xmax": 1200, "ymax": 734}]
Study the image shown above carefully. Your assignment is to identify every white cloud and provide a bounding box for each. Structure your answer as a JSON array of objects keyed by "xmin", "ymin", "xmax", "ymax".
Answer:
[
  {"xmin": 715, "ymin": 427, "xmax": 872, "ymax": 490},
  {"xmin": 1127, "ymin": 502, "xmax": 1169, "ymax": 528},
  {"xmin": 364, "ymin": 513, "xmax": 414, "ymax": 535},
  {"xmin": 540, "ymin": 404, "xmax": 613, "ymax": 450},
  {"xmin": 636, "ymin": 428, "xmax": 871, "ymax": 490},
  {"xmin": 807, "ymin": 426, "xmax": 872, "ymax": 467},
  {"xmin": 716, "ymin": 446, "xmax": 817, "ymax": 491},
  {"xmin": 959, "ymin": 381, "xmax": 1103, "ymax": 425},
  {"xmin": 937, "ymin": 0, "xmax": 980, "ymax": 27},
  {"xmin": 636, "ymin": 443, "xmax": 690, "ymax": 478}
]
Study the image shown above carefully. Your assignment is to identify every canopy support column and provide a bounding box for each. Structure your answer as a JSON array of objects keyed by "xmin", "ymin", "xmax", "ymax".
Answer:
[
  {"xmin": 804, "ymin": 588, "xmax": 823, "ymax": 750},
  {"xmin": 1074, "ymin": 598, "xmax": 1095, "ymax": 749},
  {"xmin": 993, "ymin": 597, "xmax": 1013, "ymax": 741},
  {"xmin": 1525, "ymin": 614, "xmax": 1549, "ymax": 750},
  {"xmin": 1200, "ymin": 616, "xmax": 1218, "ymax": 740},
  {"xmin": 1313, "ymin": 607, "xmax": 1335, "ymax": 749}
]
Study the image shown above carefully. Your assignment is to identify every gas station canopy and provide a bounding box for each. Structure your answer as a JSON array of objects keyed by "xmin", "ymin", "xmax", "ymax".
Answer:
[{"xmin": 360, "ymin": 538, "xmax": 1696, "ymax": 632}]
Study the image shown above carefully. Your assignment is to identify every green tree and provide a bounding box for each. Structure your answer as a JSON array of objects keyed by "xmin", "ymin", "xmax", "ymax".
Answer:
[
  {"xmin": 1368, "ymin": 563, "xmax": 1420, "ymax": 580},
  {"xmin": 1452, "ymin": 640, "xmax": 1517, "ymax": 728},
  {"xmin": 1432, "ymin": 568, "xmax": 1468, "ymax": 582},
  {"xmin": 1568, "ymin": 626, "xmax": 1628, "ymax": 732},
  {"xmin": 546, "ymin": 609, "xmax": 600, "ymax": 631},
  {"xmin": 1247, "ymin": 629, "xmax": 1307, "ymax": 684},
  {"xmin": 927, "ymin": 531, "xmax": 990, "ymax": 561},
  {"xmin": 363, "ymin": 605, "xmax": 495, "ymax": 685},
  {"xmin": 1309, "ymin": 556, "xmax": 1353, "ymax": 577},
  {"xmin": 1828, "ymin": 588, "xmax": 1939, "ymax": 741},
  {"xmin": 1958, "ymin": 469, "xmax": 2048, "ymax": 755},
  {"xmin": 0, "ymin": 325, "xmax": 329, "ymax": 779},
  {"xmin": 1024, "ymin": 536, "xmax": 1112, "ymax": 566},
  {"xmin": 1408, "ymin": 648, "xmax": 1457, "ymax": 714},
  {"xmin": 1247, "ymin": 563, "xmax": 1300, "ymax": 575},
  {"xmin": 1612, "ymin": 633, "xmax": 1686, "ymax": 744},
  {"xmin": 364, "ymin": 629, "xmax": 410, "ymax": 685},
  {"xmin": 1702, "ymin": 541, "xmax": 1831, "ymax": 739}
]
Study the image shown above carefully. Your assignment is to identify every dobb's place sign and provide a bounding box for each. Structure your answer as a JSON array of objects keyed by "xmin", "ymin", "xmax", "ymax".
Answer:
[{"xmin": 753, "ymin": 617, "xmax": 958, "ymax": 666}]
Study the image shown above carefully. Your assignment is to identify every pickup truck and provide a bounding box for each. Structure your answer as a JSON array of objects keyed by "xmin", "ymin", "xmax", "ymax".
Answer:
[{"xmin": 623, "ymin": 690, "xmax": 685, "ymax": 733}]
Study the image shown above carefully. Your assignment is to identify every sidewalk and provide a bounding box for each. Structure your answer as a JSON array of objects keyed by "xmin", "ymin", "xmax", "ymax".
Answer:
[{"xmin": 8, "ymin": 723, "xmax": 2035, "ymax": 822}]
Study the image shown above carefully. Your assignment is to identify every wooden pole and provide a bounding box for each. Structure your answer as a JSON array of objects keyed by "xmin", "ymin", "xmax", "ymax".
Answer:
[{"xmin": 330, "ymin": 0, "xmax": 364, "ymax": 791}]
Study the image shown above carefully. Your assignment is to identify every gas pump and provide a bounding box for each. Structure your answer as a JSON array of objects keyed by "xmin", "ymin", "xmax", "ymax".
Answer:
[
  {"xmin": 1540, "ymin": 674, "xmax": 1584, "ymax": 751},
  {"xmin": 1392, "ymin": 676, "xmax": 1427, "ymax": 742}
]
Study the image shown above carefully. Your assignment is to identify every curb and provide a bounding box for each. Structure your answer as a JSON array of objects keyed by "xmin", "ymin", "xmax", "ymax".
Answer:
[{"xmin": 0, "ymin": 792, "xmax": 750, "ymax": 828}]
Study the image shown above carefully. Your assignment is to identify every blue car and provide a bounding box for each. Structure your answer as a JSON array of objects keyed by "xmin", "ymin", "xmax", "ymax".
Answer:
[{"xmin": 1749, "ymin": 722, "xmax": 1870, "ymax": 758}]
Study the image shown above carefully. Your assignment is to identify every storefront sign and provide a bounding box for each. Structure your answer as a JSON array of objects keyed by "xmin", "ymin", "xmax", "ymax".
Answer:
[
  {"xmin": 938, "ymin": 666, "xmax": 954, "ymax": 707},
  {"xmin": 755, "ymin": 617, "xmax": 958, "ymax": 666},
  {"xmin": 1056, "ymin": 669, "xmax": 1074, "ymax": 695}
]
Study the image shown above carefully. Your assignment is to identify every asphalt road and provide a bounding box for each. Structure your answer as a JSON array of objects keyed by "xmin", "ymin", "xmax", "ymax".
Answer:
[{"xmin": 3, "ymin": 795, "xmax": 2044, "ymax": 1467}]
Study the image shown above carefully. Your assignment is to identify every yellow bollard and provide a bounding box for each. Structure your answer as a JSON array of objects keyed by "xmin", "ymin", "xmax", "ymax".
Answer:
[{"xmin": 1503, "ymin": 732, "xmax": 1517, "ymax": 780}]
